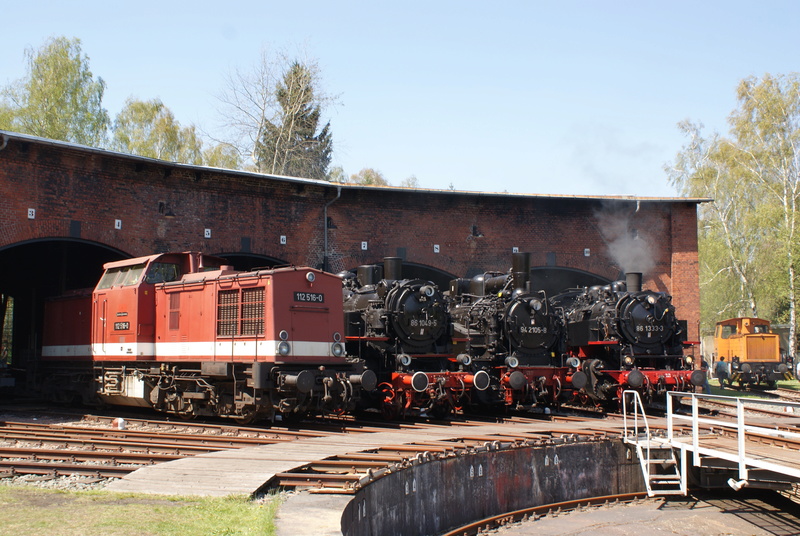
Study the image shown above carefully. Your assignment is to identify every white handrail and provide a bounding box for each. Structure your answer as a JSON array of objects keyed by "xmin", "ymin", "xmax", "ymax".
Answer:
[
  {"xmin": 665, "ymin": 391, "xmax": 800, "ymax": 481},
  {"xmin": 622, "ymin": 390, "xmax": 651, "ymax": 483}
]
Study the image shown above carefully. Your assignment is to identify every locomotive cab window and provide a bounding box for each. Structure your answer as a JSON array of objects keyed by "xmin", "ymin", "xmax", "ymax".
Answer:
[
  {"xmin": 96, "ymin": 268, "xmax": 120, "ymax": 289},
  {"xmin": 145, "ymin": 262, "xmax": 180, "ymax": 284},
  {"xmin": 96, "ymin": 263, "xmax": 147, "ymax": 289},
  {"xmin": 753, "ymin": 324, "xmax": 769, "ymax": 334},
  {"xmin": 718, "ymin": 325, "xmax": 736, "ymax": 339}
]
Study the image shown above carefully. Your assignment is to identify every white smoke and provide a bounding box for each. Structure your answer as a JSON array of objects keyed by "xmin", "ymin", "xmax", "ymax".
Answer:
[{"xmin": 594, "ymin": 203, "xmax": 657, "ymax": 275}]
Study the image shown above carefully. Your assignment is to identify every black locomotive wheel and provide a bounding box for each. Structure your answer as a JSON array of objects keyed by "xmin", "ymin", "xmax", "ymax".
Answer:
[{"xmin": 429, "ymin": 402, "xmax": 452, "ymax": 420}]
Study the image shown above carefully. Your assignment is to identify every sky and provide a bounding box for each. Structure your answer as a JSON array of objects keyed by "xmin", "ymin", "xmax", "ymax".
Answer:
[{"xmin": 2, "ymin": 1, "xmax": 799, "ymax": 198}]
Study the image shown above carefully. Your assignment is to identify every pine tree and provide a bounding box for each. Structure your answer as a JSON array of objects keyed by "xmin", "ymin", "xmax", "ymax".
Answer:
[{"xmin": 255, "ymin": 62, "xmax": 332, "ymax": 180}]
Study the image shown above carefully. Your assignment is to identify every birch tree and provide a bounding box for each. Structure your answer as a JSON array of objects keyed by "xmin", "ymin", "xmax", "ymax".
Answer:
[
  {"xmin": 111, "ymin": 98, "xmax": 203, "ymax": 164},
  {"xmin": 669, "ymin": 74, "xmax": 800, "ymax": 358},
  {"xmin": 0, "ymin": 36, "xmax": 109, "ymax": 146}
]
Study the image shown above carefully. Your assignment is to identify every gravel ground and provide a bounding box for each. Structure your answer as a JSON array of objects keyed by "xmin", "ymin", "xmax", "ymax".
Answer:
[{"xmin": 0, "ymin": 474, "xmax": 117, "ymax": 491}]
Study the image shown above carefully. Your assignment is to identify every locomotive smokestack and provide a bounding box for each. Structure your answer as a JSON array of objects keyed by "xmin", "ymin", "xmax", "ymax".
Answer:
[
  {"xmin": 511, "ymin": 252, "xmax": 531, "ymax": 291},
  {"xmin": 626, "ymin": 272, "xmax": 642, "ymax": 293},
  {"xmin": 383, "ymin": 257, "xmax": 403, "ymax": 281}
]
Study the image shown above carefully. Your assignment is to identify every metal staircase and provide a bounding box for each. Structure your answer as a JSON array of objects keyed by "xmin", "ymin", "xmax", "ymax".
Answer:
[{"xmin": 622, "ymin": 390, "xmax": 687, "ymax": 497}]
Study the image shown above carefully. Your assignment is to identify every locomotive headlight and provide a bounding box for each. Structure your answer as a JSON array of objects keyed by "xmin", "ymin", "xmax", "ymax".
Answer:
[
  {"xmin": 333, "ymin": 332, "xmax": 342, "ymax": 342},
  {"xmin": 420, "ymin": 285, "xmax": 435, "ymax": 297},
  {"xmin": 331, "ymin": 342, "xmax": 345, "ymax": 357},
  {"xmin": 624, "ymin": 356, "xmax": 635, "ymax": 366},
  {"xmin": 505, "ymin": 356, "xmax": 520, "ymax": 368},
  {"xmin": 647, "ymin": 295, "xmax": 657, "ymax": 305},
  {"xmin": 456, "ymin": 353, "xmax": 472, "ymax": 366},
  {"xmin": 397, "ymin": 353, "xmax": 412, "ymax": 367},
  {"xmin": 279, "ymin": 330, "xmax": 289, "ymax": 341},
  {"xmin": 278, "ymin": 341, "xmax": 291, "ymax": 356},
  {"xmin": 529, "ymin": 299, "xmax": 542, "ymax": 311},
  {"xmin": 306, "ymin": 271, "xmax": 316, "ymax": 283},
  {"xmin": 684, "ymin": 355, "xmax": 694, "ymax": 366}
]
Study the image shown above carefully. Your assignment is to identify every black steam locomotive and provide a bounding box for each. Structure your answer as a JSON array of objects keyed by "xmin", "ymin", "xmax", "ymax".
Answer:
[
  {"xmin": 553, "ymin": 272, "xmax": 702, "ymax": 406},
  {"xmin": 448, "ymin": 253, "xmax": 570, "ymax": 410},
  {"xmin": 341, "ymin": 258, "xmax": 489, "ymax": 418}
]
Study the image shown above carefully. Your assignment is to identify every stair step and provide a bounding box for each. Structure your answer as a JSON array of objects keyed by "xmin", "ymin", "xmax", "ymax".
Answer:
[{"xmin": 650, "ymin": 476, "xmax": 682, "ymax": 482}]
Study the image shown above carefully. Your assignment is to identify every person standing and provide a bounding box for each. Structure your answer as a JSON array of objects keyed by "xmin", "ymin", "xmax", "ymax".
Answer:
[
  {"xmin": 700, "ymin": 356, "xmax": 711, "ymax": 394},
  {"xmin": 714, "ymin": 356, "xmax": 729, "ymax": 388}
]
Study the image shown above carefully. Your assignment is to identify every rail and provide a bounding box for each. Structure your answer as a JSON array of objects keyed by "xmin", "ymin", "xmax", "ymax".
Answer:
[{"xmin": 665, "ymin": 391, "xmax": 800, "ymax": 488}]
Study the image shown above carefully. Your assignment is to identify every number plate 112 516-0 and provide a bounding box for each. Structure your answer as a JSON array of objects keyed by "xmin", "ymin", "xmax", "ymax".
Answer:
[{"xmin": 294, "ymin": 292, "xmax": 324, "ymax": 303}]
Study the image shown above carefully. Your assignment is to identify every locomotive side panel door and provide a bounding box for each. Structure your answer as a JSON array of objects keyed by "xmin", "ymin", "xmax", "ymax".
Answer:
[
  {"xmin": 213, "ymin": 276, "xmax": 270, "ymax": 363},
  {"xmin": 156, "ymin": 284, "xmax": 212, "ymax": 362}
]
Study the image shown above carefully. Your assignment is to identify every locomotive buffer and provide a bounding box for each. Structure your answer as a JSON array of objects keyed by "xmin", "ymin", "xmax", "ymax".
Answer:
[{"xmin": 623, "ymin": 390, "xmax": 800, "ymax": 497}]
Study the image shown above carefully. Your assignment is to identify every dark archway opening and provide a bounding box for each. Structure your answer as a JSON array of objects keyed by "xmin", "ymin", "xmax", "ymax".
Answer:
[
  {"xmin": 529, "ymin": 267, "xmax": 612, "ymax": 297},
  {"xmin": 215, "ymin": 253, "xmax": 289, "ymax": 272},
  {"xmin": 345, "ymin": 260, "xmax": 456, "ymax": 289},
  {"xmin": 0, "ymin": 240, "xmax": 128, "ymax": 385}
]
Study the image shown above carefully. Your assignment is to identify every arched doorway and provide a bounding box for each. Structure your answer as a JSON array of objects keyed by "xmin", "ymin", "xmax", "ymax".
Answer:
[{"xmin": 0, "ymin": 239, "xmax": 128, "ymax": 380}]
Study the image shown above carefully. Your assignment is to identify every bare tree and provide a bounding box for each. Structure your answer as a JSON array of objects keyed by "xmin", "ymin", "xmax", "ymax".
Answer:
[{"xmin": 214, "ymin": 47, "xmax": 336, "ymax": 175}]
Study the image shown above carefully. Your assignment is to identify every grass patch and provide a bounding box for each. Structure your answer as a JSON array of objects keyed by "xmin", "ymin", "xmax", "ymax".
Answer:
[
  {"xmin": 778, "ymin": 378, "xmax": 800, "ymax": 390},
  {"xmin": 0, "ymin": 485, "xmax": 280, "ymax": 536}
]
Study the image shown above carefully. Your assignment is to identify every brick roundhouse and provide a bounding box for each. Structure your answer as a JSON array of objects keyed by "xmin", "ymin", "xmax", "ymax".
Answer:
[{"xmin": 0, "ymin": 130, "xmax": 705, "ymax": 372}]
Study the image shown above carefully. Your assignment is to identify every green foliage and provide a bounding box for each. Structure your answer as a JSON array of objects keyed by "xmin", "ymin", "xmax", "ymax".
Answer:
[
  {"xmin": 203, "ymin": 142, "xmax": 243, "ymax": 170},
  {"xmin": 111, "ymin": 98, "xmax": 203, "ymax": 164},
  {"xmin": 254, "ymin": 61, "xmax": 332, "ymax": 180},
  {"xmin": 327, "ymin": 165, "xmax": 348, "ymax": 183},
  {"xmin": 0, "ymin": 36, "xmax": 109, "ymax": 146},
  {"xmin": 400, "ymin": 175, "xmax": 420, "ymax": 188},
  {"xmin": 349, "ymin": 168, "xmax": 389, "ymax": 186},
  {"xmin": 669, "ymin": 74, "xmax": 800, "ymax": 356}
]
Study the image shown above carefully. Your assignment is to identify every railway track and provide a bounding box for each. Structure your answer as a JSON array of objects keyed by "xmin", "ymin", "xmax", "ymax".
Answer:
[
  {"xmin": 0, "ymin": 413, "xmax": 373, "ymax": 482},
  {"xmin": 0, "ymin": 409, "xmax": 616, "ymax": 490},
  {"xmin": 4, "ymin": 403, "xmax": 795, "ymax": 494},
  {"xmin": 440, "ymin": 493, "xmax": 651, "ymax": 536}
]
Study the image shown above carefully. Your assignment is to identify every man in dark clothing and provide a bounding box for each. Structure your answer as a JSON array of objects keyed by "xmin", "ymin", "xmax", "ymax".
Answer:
[
  {"xmin": 700, "ymin": 357, "xmax": 711, "ymax": 394},
  {"xmin": 714, "ymin": 356, "xmax": 729, "ymax": 388}
]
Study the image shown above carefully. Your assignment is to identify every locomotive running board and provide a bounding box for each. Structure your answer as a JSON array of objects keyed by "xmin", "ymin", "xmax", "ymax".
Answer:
[{"xmin": 622, "ymin": 390, "xmax": 687, "ymax": 497}]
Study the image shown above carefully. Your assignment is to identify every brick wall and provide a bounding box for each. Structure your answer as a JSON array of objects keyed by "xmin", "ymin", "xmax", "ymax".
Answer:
[{"xmin": 0, "ymin": 133, "xmax": 701, "ymax": 341}]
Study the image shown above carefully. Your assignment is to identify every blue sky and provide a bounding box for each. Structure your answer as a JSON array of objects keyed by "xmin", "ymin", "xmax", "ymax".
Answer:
[{"xmin": 2, "ymin": 1, "xmax": 798, "ymax": 197}]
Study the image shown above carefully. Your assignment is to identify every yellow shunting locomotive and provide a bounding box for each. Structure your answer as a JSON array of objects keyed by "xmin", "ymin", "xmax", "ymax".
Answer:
[{"xmin": 714, "ymin": 317, "xmax": 793, "ymax": 388}]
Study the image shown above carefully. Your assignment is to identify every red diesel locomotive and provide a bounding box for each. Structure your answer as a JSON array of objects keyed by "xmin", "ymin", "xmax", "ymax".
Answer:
[{"xmin": 41, "ymin": 251, "xmax": 375, "ymax": 423}]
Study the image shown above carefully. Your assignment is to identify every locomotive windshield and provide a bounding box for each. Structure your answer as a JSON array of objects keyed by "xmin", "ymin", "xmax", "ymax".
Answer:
[{"xmin": 96, "ymin": 263, "xmax": 147, "ymax": 289}]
